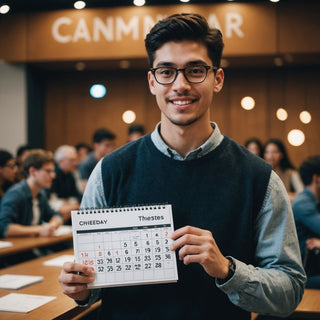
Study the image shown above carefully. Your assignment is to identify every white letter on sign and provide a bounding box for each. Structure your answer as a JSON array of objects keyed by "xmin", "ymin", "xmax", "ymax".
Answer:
[
  {"xmin": 52, "ymin": 17, "xmax": 72, "ymax": 43},
  {"xmin": 116, "ymin": 16, "xmax": 139, "ymax": 41},
  {"xmin": 225, "ymin": 13, "xmax": 244, "ymax": 38}
]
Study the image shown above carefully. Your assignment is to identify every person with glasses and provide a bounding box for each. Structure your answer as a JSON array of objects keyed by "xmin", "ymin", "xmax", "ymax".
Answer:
[
  {"xmin": 59, "ymin": 13, "xmax": 305, "ymax": 319},
  {"xmin": 0, "ymin": 149, "xmax": 17, "ymax": 203},
  {"xmin": 0, "ymin": 149, "xmax": 62, "ymax": 238},
  {"xmin": 46, "ymin": 145, "xmax": 82, "ymax": 224}
]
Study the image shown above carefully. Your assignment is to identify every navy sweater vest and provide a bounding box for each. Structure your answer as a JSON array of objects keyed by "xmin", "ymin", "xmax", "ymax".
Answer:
[{"xmin": 100, "ymin": 134, "xmax": 271, "ymax": 320}]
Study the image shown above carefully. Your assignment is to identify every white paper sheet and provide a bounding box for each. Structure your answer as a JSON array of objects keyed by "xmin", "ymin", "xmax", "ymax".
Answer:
[
  {"xmin": 0, "ymin": 241, "xmax": 13, "ymax": 248},
  {"xmin": 0, "ymin": 293, "xmax": 56, "ymax": 313},
  {"xmin": 0, "ymin": 274, "xmax": 43, "ymax": 289},
  {"xmin": 54, "ymin": 225, "xmax": 72, "ymax": 236},
  {"xmin": 43, "ymin": 254, "xmax": 74, "ymax": 267}
]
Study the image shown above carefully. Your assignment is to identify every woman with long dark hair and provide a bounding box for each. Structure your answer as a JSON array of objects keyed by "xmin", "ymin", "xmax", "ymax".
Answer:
[{"xmin": 264, "ymin": 138, "xmax": 303, "ymax": 201}]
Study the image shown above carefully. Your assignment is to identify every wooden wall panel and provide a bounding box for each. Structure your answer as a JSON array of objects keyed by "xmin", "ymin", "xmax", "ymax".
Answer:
[{"xmin": 44, "ymin": 66, "xmax": 320, "ymax": 168}]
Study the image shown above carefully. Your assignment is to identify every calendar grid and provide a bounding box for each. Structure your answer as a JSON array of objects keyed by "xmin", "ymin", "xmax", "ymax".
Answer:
[{"xmin": 71, "ymin": 204, "xmax": 178, "ymax": 289}]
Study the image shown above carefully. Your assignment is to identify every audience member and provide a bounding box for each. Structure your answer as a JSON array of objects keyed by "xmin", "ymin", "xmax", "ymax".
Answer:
[
  {"xmin": 0, "ymin": 149, "xmax": 17, "ymax": 203},
  {"xmin": 264, "ymin": 138, "xmax": 303, "ymax": 202},
  {"xmin": 75, "ymin": 142, "xmax": 92, "ymax": 164},
  {"xmin": 46, "ymin": 145, "xmax": 82, "ymax": 223},
  {"xmin": 78, "ymin": 128, "xmax": 116, "ymax": 188},
  {"xmin": 59, "ymin": 13, "xmax": 305, "ymax": 319},
  {"xmin": 244, "ymin": 137, "xmax": 263, "ymax": 157},
  {"xmin": 127, "ymin": 123, "xmax": 145, "ymax": 142},
  {"xmin": 15, "ymin": 144, "xmax": 32, "ymax": 181},
  {"xmin": 0, "ymin": 149, "xmax": 62, "ymax": 238},
  {"xmin": 292, "ymin": 155, "xmax": 320, "ymax": 289}
]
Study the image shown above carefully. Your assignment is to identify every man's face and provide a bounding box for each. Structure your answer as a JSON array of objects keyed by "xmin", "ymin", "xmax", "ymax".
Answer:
[
  {"xmin": 95, "ymin": 139, "xmax": 115, "ymax": 160},
  {"xmin": 33, "ymin": 162, "xmax": 56, "ymax": 189},
  {"xmin": 59, "ymin": 149, "xmax": 78, "ymax": 173},
  {"xmin": 148, "ymin": 40, "xmax": 224, "ymax": 128}
]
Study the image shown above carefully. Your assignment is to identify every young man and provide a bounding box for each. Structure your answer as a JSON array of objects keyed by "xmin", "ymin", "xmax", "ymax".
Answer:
[
  {"xmin": 0, "ymin": 149, "xmax": 62, "ymax": 237},
  {"xmin": 292, "ymin": 155, "xmax": 320, "ymax": 289},
  {"xmin": 78, "ymin": 128, "xmax": 116, "ymax": 190},
  {"xmin": 59, "ymin": 14, "xmax": 305, "ymax": 319}
]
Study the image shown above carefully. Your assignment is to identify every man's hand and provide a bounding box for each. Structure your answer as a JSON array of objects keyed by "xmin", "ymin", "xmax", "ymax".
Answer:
[
  {"xmin": 170, "ymin": 225, "xmax": 229, "ymax": 279},
  {"xmin": 58, "ymin": 261, "xmax": 95, "ymax": 302},
  {"xmin": 306, "ymin": 238, "xmax": 320, "ymax": 250}
]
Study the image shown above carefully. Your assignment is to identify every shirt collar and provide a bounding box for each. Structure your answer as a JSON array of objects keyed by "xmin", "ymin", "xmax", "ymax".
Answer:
[{"xmin": 150, "ymin": 122, "xmax": 224, "ymax": 161}]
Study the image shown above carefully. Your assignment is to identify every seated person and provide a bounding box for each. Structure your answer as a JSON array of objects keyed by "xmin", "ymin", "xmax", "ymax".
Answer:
[
  {"xmin": 78, "ymin": 128, "xmax": 116, "ymax": 190},
  {"xmin": 0, "ymin": 149, "xmax": 17, "ymax": 203},
  {"xmin": 292, "ymin": 155, "xmax": 320, "ymax": 289},
  {"xmin": 264, "ymin": 138, "xmax": 304, "ymax": 202},
  {"xmin": 127, "ymin": 123, "xmax": 145, "ymax": 142},
  {"xmin": 46, "ymin": 145, "xmax": 82, "ymax": 223},
  {"xmin": 75, "ymin": 142, "xmax": 92, "ymax": 164},
  {"xmin": 0, "ymin": 149, "xmax": 62, "ymax": 238},
  {"xmin": 15, "ymin": 144, "xmax": 32, "ymax": 181}
]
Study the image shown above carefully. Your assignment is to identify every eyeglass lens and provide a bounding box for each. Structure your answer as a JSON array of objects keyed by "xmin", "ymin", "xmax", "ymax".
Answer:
[{"xmin": 154, "ymin": 66, "xmax": 209, "ymax": 84}]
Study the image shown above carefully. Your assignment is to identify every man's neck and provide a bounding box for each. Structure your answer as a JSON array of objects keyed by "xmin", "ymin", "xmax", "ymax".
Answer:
[
  {"xmin": 26, "ymin": 178, "xmax": 41, "ymax": 199},
  {"xmin": 160, "ymin": 120, "xmax": 213, "ymax": 158},
  {"xmin": 307, "ymin": 184, "xmax": 320, "ymax": 202}
]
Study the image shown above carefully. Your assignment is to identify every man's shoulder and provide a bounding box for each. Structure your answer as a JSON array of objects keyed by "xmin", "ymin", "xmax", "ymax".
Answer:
[
  {"xmin": 292, "ymin": 189, "xmax": 312, "ymax": 210},
  {"xmin": 1, "ymin": 181, "xmax": 28, "ymax": 203},
  {"xmin": 103, "ymin": 134, "xmax": 151, "ymax": 163}
]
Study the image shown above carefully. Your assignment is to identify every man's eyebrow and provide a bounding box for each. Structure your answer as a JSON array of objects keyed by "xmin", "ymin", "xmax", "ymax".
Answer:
[{"xmin": 155, "ymin": 60, "xmax": 208, "ymax": 67}]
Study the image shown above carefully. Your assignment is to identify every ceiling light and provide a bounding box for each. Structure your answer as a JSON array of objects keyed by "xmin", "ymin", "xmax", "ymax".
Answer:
[
  {"xmin": 288, "ymin": 129, "xmax": 305, "ymax": 147},
  {"xmin": 0, "ymin": 5, "xmax": 10, "ymax": 14},
  {"xmin": 276, "ymin": 108, "xmax": 288, "ymax": 121},
  {"xmin": 74, "ymin": 1, "xmax": 86, "ymax": 10},
  {"xmin": 133, "ymin": 0, "xmax": 145, "ymax": 6},
  {"xmin": 90, "ymin": 84, "xmax": 107, "ymax": 98},
  {"xmin": 180, "ymin": 0, "xmax": 190, "ymax": 2},
  {"xmin": 299, "ymin": 111, "xmax": 312, "ymax": 124},
  {"xmin": 122, "ymin": 110, "xmax": 136, "ymax": 124},
  {"xmin": 269, "ymin": 0, "xmax": 280, "ymax": 2},
  {"xmin": 241, "ymin": 96, "xmax": 255, "ymax": 110}
]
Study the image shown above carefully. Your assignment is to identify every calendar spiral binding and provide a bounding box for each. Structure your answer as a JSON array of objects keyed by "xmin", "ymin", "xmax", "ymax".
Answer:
[{"xmin": 76, "ymin": 203, "xmax": 169, "ymax": 215}]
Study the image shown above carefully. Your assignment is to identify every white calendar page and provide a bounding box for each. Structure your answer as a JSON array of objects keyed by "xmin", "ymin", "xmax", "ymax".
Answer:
[{"xmin": 71, "ymin": 204, "xmax": 178, "ymax": 289}]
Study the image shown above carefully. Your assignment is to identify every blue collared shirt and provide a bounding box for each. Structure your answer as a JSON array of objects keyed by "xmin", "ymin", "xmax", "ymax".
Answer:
[{"xmin": 80, "ymin": 122, "xmax": 306, "ymax": 317}]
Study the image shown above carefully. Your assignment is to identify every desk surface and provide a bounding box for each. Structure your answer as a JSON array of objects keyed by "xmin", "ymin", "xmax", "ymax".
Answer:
[
  {"xmin": 0, "ymin": 248, "xmax": 100, "ymax": 320},
  {"xmin": 252, "ymin": 288, "xmax": 320, "ymax": 319},
  {"xmin": 0, "ymin": 232, "xmax": 73, "ymax": 257},
  {"xmin": 293, "ymin": 288, "xmax": 320, "ymax": 317}
]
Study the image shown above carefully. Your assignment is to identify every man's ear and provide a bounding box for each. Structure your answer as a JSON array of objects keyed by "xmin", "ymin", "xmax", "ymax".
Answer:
[
  {"xmin": 213, "ymin": 68, "xmax": 224, "ymax": 93},
  {"xmin": 148, "ymin": 71, "xmax": 157, "ymax": 96}
]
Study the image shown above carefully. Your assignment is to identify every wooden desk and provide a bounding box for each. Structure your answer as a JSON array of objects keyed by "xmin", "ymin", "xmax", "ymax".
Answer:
[
  {"xmin": 0, "ymin": 233, "xmax": 73, "ymax": 258},
  {"xmin": 251, "ymin": 288, "xmax": 320, "ymax": 319},
  {"xmin": 290, "ymin": 288, "xmax": 320, "ymax": 318},
  {"xmin": 0, "ymin": 248, "xmax": 100, "ymax": 320}
]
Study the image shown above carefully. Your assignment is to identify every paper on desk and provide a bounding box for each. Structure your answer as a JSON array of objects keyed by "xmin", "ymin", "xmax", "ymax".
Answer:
[
  {"xmin": 0, "ymin": 293, "xmax": 56, "ymax": 313},
  {"xmin": 54, "ymin": 225, "xmax": 72, "ymax": 236},
  {"xmin": 0, "ymin": 274, "xmax": 43, "ymax": 289},
  {"xmin": 43, "ymin": 254, "xmax": 74, "ymax": 267},
  {"xmin": 0, "ymin": 241, "xmax": 12, "ymax": 248}
]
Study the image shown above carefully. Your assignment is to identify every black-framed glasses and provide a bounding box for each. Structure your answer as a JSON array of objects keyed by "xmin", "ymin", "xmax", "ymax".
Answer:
[
  {"xmin": 4, "ymin": 163, "xmax": 17, "ymax": 169},
  {"xmin": 150, "ymin": 65, "xmax": 217, "ymax": 85}
]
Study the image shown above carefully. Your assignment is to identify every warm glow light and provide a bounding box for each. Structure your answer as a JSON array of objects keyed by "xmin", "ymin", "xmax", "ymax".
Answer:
[
  {"xmin": 122, "ymin": 110, "xmax": 136, "ymax": 124},
  {"xmin": 299, "ymin": 111, "xmax": 312, "ymax": 124},
  {"xmin": 90, "ymin": 84, "xmax": 107, "ymax": 98},
  {"xmin": 133, "ymin": 0, "xmax": 145, "ymax": 6},
  {"xmin": 0, "ymin": 5, "xmax": 10, "ymax": 14},
  {"xmin": 241, "ymin": 96, "xmax": 255, "ymax": 110},
  {"xmin": 74, "ymin": 1, "xmax": 86, "ymax": 9},
  {"xmin": 288, "ymin": 129, "xmax": 305, "ymax": 146},
  {"xmin": 276, "ymin": 108, "xmax": 288, "ymax": 121}
]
